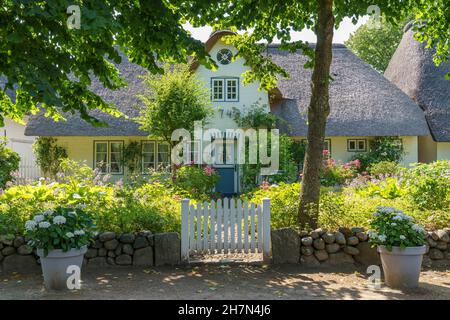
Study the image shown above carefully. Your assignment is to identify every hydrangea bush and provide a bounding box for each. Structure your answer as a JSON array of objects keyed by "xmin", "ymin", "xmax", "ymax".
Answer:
[
  {"xmin": 368, "ymin": 206, "xmax": 426, "ymax": 250},
  {"xmin": 25, "ymin": 206, "xmax": 96, "ymax": 256}
]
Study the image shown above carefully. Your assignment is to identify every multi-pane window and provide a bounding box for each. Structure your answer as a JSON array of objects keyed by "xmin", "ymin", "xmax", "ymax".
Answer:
[
  {"xmin": 142, "ymin": 141, "xmax": 155, "ymax": 172},
  {"xmin": 211, "ymin": 78, "xmax": 239, "ymax": 101},
  {"xmin": 157, "ymin": 143, "xmax": 170, "ymax": 168},
  {"xmin": 213, "ymin": 139, "xmax": 235, "ymax": 165},
  {"xmin": 212, "ymin": 79, "xmax": 224, "ymax": 101},
  {"xmin": 347, "ymin": 139, "xmax": 366, "ymax": 152},
  {"xmin": 226, "ymin": 79, "xmax": 238, "ymax": 101},
  {"xmin": 142, "ymin": 141, "xmax": 170, "ymax": 172},
  {"xmin": 94, "ymin": 141, "xmax": 123, "ymax": 174}
]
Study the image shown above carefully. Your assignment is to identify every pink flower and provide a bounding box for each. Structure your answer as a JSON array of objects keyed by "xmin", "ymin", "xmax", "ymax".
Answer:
[
  {"xmin": 322, "ymin": 149, "xmax": 330, "ymax": 156},
  {"xmin": 203, "ymin": 166, "xmax": 214, "ymax": 176},
  {"xmin": 260, "ymin": 181, "xmax": 270, "ymax": 190}
]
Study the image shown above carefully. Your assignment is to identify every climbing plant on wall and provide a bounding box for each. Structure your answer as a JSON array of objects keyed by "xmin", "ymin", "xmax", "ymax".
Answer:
[{"xmin": 33, "ymin": 137, "xmax": 68, "ymax": 178}]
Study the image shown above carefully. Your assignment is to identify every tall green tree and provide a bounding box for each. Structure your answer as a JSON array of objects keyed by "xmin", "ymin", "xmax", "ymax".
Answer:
[
  {"xmin": 178, "ymin": 0, "xmax": 450, "ymax": 228},
  {"xmin": 0, "ymin": 0, "xmax": 212, "ymax": 127},
  {"xmin": 346, "ymin": 18, "xmax": 404, "ymax": 72},
  {"xmin": 137, "ymin": 64, "xmax": 213, "ymax": 148}
]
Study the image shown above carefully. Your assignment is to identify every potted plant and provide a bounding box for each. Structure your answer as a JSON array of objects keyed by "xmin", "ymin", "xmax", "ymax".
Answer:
[
  {"xmin": 368, "ymin": 206, "xmax": 427, "ymax": 289},
  {"xmin": 25, "ymin": 207, "xmax": 95, "ymax": 290}
]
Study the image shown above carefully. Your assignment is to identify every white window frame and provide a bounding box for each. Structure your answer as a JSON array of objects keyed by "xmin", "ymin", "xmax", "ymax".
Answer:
[
  {"xmin": 347, "ymin": 139, "xmax": 367, "ymax": 152},
  {"xmin": 225, "ymin": 78, "xmax": 238, "ymax": 101},
  {"xmin": 94, "ymin": 141, "xmax": 124, "ymax": 175},
  {"xmin": 141, "ymin": 141, "xmax": 170, "ymax": 172},
  {"xmin": 212, "ymin": 79, "xmax": 224, "ymax": 101},
  {"xmin": 141, "ymin": 141, "xmax": 156, "ymax": 173},
  {"xmin": 211, "ymin": 77, "xmax": 239, "ymax": 102}
]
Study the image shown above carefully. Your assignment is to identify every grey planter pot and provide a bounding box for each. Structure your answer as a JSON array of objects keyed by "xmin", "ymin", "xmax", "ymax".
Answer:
[
  {"xmin": 37, "ymin": 246, "xmax": 87, "ymax": 290},
  {"xmin": 378, "ymin": 245, "xmax": 427, "ymax": 289}
]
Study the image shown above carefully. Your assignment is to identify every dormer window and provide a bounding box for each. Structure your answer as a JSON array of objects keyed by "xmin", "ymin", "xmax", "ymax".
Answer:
[{"xmin": 211, "ymin": 78, "xmax": 239, "ymax": 102}]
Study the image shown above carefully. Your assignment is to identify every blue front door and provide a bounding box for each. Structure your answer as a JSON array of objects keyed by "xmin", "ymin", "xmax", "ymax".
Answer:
[{"xmin": 215, "ymin": 167, "xmax": 235, "ymax": 196}]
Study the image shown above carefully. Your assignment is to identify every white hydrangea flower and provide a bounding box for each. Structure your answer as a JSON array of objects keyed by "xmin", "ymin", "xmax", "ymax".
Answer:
[
  {"xmin": 391, "ymin": 222, "xmax": 397, "ymax": 226},
  {"xmin": 68, "ymin": 211, "xmax": 77, "ymax": 217},
  {"xmin": 74, "ymin": 230, "xmax": 85, "ymax": 236},
  {"xmin": 43, "ymin": 209, "xmax": 53, "ymax": 216},
  {"xmin": 378, "ymin": 234, "xmax": 387, "ymax": 242},
  {"xmin": 399, "ymin": 235, "xmax": 406, "ymax": 240},
  {"xmin": 392, "ymin": 215, "xmax": 403, "ymax": 221},
  {"xmin": 38, "ymin": 221, "xmax": 51, "ymax": 229},
  {"xmin": 368, "ymin": 231, "xmax": 378, "ymax": 238},
  {"xmin": 53, "ymin": 215, "xmax": 66, "ymax": 225},
  {"xmin": 25, "ymin": 220, "xmax": 37, "ymax": 231},
  {"xmin": 66, "ymin": 232, "xmax": 74, "ymax": 238},
  {"xmin": 33, "ymin": 215, "xmax": 45, "ymax": 223},
  {"xmin": 412, "ymin": 224, "xmax": 424, "ymax": 232}
]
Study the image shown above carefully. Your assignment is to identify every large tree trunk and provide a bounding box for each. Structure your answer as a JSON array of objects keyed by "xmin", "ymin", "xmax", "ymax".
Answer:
[{"xmin": 298, "ymin": 0, "xmax": 334, "ymax": 229}]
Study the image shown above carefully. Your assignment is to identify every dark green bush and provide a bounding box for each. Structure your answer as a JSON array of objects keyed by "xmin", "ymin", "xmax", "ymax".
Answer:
[{"xmin": 0, "ymin": 138, "xmax": 20, "ymax": 188}]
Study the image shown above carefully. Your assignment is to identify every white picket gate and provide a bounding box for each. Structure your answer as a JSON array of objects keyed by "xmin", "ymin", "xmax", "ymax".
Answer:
[{"xmin": 181, "ymin": 198, "xmax": 271, "ymax": 263}]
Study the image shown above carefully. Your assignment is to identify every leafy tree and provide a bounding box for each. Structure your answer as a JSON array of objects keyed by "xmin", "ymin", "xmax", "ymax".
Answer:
[
  {"xmin": 177, "ymin": 0, "xmax": 450, "ymax": 228},
  {"xmin": 0, "ymin": 138, "xmax": 20, "ymax": 188},
  {"xmin": 346, "ymin": 18, "xmax": 404, "ymax": 72},
  {"xmin": 137, "ymin": 64, "xmax": 213, "ymax": 148},
  {"xmin": 0, "ymin": 0, "xmax": 212, "ymax": 127},
  {"xmin": 33, "ymin": 137, "xmax": 68, "ymax": 178}
]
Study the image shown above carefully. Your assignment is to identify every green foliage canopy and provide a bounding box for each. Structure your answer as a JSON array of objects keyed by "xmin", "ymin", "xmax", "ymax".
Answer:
[
  {"xmin": 137, "ymin": 64, "xmax": 213, "ymax": 146},
  {"xmin": 345, "ymin": 18, "xmax": 404, "ymax": 72},
  {"xmin": 0, "ymin": 0, "xmax": 212, "ymax": 126}
]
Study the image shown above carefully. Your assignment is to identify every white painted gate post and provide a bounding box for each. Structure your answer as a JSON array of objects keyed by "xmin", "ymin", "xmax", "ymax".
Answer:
[
  {"xmin": 181, "ymin": 199, "xmax": 190, "ymax": 263},
  {"xmin": 262, "ymin": 198, "xmax": 271, "ymax": 263}
]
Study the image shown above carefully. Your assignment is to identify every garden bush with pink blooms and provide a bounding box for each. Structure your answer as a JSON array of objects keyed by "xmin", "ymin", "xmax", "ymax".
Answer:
[{"xmin": 171, "ymin": 164, "xmax": 219, "ymax": 197}]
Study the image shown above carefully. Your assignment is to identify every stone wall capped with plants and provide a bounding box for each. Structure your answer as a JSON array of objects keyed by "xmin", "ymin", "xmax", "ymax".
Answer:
[
  {"xmin": 0, "ymin": 231, "xmax": 181, "ymax": 273},
  {"xmin": 271, "ymin": 227, "xmax": 450, "ymax": 267}
]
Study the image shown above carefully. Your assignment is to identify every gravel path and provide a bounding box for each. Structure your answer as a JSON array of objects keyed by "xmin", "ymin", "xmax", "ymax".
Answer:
[{"xmin": 0, "ymin": 264, "xmax": 448, "ymax": 300}]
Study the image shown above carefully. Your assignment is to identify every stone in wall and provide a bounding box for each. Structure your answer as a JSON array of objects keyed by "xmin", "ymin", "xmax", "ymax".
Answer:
[
  {"xmin": 154, "ymin": 232, "xmax": 180, "ymax": 266},
  {"xmin": 271, "ymin": 228, "xmax": 300, "ymax": 264}
]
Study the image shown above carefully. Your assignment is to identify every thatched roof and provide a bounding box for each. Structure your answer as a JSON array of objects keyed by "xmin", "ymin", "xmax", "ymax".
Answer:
[
  {"xmin": 384, "ymin": 25, "xmax": 450, "ymax": 142},
  {"xmin": 271, "ymin": 44, "xmax": 429, "ymax": 137},
  {"xmin": 24, "ymin": 51, "xmax": 148, "ymax": 136},
  {"xmin": 23, "ymin": 36, "xmax": 429, "ymax": 137}
]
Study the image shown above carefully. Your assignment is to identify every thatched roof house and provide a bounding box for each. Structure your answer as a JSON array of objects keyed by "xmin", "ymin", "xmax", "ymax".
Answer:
[
  {"xmin": 385, "ymin": 23, "xmax": 450, "ymax": 161},
  {"xmin": 14, "ymin": 30, "xmax": 433, "ymax": 189},
  {"xmin": 270, "ymin": 43, "xmax": 429, "ymax": 137},
  {"xmin": 385, "ymin": 23, "xmax": 450, "ymax": 142}
]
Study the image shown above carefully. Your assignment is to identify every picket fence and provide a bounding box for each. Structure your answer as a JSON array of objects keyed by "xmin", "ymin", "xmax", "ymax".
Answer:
[
  {"xmin": 16, "ymin": 159, "xmax": 41, "ymax": 184},
  {"xmin": 181, "ymin": 198, "xmax": 271, "ymax": 263}
]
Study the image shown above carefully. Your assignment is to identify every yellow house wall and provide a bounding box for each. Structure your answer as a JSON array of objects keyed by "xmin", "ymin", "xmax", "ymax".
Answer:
[
  {"xmin": 55, "ymin": 136, "xmax": 158, "ymax": 179},
  {"xmin": 437, "ymin": 142, "xmax": 450, "ymax": 160},
  {"xmin": 294, "ymin": 136, "xmax": 419, "ymax": 167}
]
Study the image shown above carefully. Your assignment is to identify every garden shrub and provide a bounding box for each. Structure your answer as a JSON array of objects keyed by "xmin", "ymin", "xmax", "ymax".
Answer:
[
  {"xmin": 320, "ymin": 159, "xmax": 359, "ymax": 186},
  {"xmin": 355, "ymin": 176, "xmax": 405, "ymax": 199},
  {"xmin": 0, "ymin": 138, "xmax": 20, "ymax": 188},
  {"xmin": 244, "ymin": 182, "xmax": 300, "ymax": 229},
  {"xmin": 172, "ymin": 164, "xmax": 219, "ymax": 196},
  {"xmin": 352, "ymin": 137, "xmax": 404, "ymax": 171},
  {"xmin": 368, "ymin": 161, "xmax": 401, "ymax": 177},
  {"xmin": 403, "ymin": 161, "xmax": 450, "ymax": 210}
]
